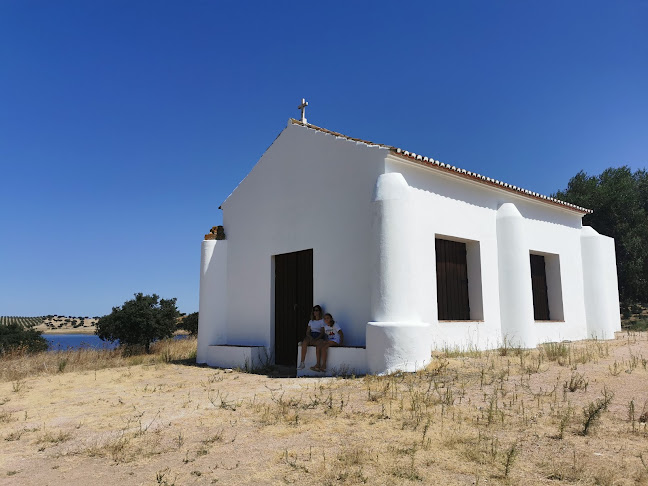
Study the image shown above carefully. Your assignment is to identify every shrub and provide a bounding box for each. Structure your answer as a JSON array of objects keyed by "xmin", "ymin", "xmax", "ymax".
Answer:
[
  {"xmin": 627, "ymin": 318, "xmax": 648, "ymax": 331},
  {"xmin": 178, "ymin": 312, "xmax": 199, "ymax": 335},
  {"xmin": 96, "ymin": 293, "xmax": 180, "ymax": 353},
  {"xmin": 0, "ymin": 323, "xmax": 48, "ymax": 355}
]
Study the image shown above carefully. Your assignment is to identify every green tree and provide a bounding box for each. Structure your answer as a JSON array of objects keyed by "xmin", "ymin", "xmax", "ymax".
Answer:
[
  {"xmin": 554, "ymin": 167, "xmax": 648, "ymax": 305},
  {"xmin": 0, "ymin": 323, "xmax": 48, "ymax": 354},
  {"xmin": 96, "ymin": 293, "xmax": 180, "ymax": 353},
  {"xmin": 178, "ymin": 312, "xmax": 199, "ymax": 335}
]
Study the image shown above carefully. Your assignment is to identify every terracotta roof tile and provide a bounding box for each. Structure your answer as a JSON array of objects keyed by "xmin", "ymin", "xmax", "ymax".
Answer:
[{"xmin": 289, "ymin": 118, "xmax": 592, "ymax": 214}]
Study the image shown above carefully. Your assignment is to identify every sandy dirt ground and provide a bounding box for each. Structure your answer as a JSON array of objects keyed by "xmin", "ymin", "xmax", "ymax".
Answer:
[{"xmin": 1, "ymin": 333, "xmax": 648, "ymax": 485}]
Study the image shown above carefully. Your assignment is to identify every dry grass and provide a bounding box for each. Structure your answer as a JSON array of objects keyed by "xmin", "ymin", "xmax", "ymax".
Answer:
[{"xmin": 1, "ymin": 333, "xmax": 648, "ymax": 485}]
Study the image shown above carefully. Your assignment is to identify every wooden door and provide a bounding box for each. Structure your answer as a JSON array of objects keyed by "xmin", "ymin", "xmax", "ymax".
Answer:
[
  {"xmin": 530, "ymin": 254, "xmax": 550, "ymax": 320},
  {"xmin": 436, "ymin": 238, "xmax": 470, "ymax": 320},
  {"xmin": 274, "ymin": 249, "xmax": 313, "ymax": 366}
]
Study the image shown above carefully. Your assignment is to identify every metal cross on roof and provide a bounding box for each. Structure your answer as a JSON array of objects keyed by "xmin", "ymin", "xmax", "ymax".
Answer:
[{"xmin": 298, "ymin": 98, "xmax": 308, "ymax": 124}]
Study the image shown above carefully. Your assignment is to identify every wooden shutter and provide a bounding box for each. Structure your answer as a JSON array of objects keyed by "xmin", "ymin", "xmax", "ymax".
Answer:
[
  {"xmin": 436, "ymin": 239, "xmax": 470, "ymax": 320},
  {"xmin": 530, "ymin": 254, "xmax": 550, "ymax": 320}
]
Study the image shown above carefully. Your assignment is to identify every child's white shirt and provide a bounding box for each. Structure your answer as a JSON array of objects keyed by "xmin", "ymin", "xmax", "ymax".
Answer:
[{"xmin": 324, "ymin": 323, "xmax": 342, "ymax": 343}]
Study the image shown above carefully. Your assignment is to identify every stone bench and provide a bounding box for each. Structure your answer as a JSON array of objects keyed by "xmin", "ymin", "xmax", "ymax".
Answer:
[
  {"xmin": 296, "ymin": 344, "xmax": 367, "ymax": 377},
  {"xmin": 203, "ymin": 345, "xmax": 269, "ymax": 371}
]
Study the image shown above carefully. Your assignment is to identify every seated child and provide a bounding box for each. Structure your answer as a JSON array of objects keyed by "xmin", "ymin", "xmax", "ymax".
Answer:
[{"xmin": 311, "ymin": 313, "xmax": 343, "ymax": 372}]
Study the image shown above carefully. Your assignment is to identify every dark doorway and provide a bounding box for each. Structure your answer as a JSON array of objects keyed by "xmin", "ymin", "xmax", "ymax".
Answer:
[
  {"xmin": 530, "ymin": 254, "xmax": 550, "ymax": 320},
  {"xmin": 436, "ymin": 238, "xmax": 470, "ymax": 320},
  {"xmin": 274, "ymin": 249, "xmax": 313, "ymax": 366}
]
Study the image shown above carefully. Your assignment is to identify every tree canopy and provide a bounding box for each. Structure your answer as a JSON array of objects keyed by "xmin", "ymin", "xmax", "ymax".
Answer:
[
  {"xmin": 554, "ymin": 166, "xmax": 648, "ymax": 306},
  {"xmin": 178, "ymin": 311, "xmax": 199, "ymax": 335},
  {"xmin": 96, "ymin": 293, "xmax": 180, "ymax": 353}
]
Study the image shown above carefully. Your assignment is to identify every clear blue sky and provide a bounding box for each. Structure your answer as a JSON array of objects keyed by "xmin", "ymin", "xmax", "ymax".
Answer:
[{"xmin": 1, "ymin": 1, "xmax": 646, "ymax": 317}]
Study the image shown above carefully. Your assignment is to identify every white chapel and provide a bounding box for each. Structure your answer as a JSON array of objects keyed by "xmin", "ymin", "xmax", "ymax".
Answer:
[{"xmin": 197, "ymin": 106, "xmax": 621, "ymax": 376}]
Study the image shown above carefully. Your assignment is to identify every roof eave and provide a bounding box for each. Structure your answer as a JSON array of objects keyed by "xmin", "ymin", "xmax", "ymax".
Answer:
[{"xmin": 386, "ymin": 150, "xmax": 592, "ymax": 216}]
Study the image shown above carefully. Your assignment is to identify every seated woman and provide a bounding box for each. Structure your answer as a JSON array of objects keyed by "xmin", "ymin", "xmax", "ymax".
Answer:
[
  {"xmin": 311, "ymin": 313, "xmax": 343, "ymax": 372},
  {"xmin": 298, "ymin": 305, "xmax": 325, "ymax": 370}
]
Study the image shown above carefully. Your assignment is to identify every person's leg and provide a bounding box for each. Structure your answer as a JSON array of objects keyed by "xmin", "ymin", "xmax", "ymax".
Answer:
[
  {"xmin": 321, "ymin": 342, "xmax": 339, "ymax": 370},
  {"xmin": 299, "ymin": 336, "xmax": 311, "ymax": 367},
  {"xmin": 320, "ymin": 342, "xmax": 331, "ymax": 370},
  {"xmin": 310, "ymin": 342, "xmax": 322, "ymax": 371}
]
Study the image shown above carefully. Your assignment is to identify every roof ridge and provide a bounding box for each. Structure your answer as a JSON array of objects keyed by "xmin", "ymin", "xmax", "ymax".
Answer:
[
  {"xmin": 289, "ymin": 118, "xmax": 591, "ymax": 214},
  {"xmin": 289, "ymin": 118, "xmax": 393, "ymax": 149}
]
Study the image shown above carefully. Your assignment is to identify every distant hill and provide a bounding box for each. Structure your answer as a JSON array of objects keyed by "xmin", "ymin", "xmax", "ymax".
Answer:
[
  {"xmin": 2, "ymin": 314, "xmax": 193, "ymax": 335},
  {"xmin": 0, "ymin": 316, "xmax": 43, "ymax": 328},
  {"xmin": 0, "ymin": 315, "xmax": 99, "ymax": 334}
]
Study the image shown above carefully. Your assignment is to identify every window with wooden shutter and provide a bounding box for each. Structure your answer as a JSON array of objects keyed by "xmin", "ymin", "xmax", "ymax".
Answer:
[{"xmin": 436, "ymin": 238, "xmax": 471, "ymax": 320}]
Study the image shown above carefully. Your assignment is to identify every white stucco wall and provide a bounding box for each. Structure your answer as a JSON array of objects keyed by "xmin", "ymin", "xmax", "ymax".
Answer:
[
  {"xmin": 385, "ymin": 155, "xmax": 589, "ymax": 350},
  {"xmin": 497, "ymin": 202, "xmax": 536, "ymax": 348},
  {"xmin": 366, "ymin": 172, "xmax": 431, "ymax": 374},
  {"xmin": 220, "ymin": 122, "xmax": 387, "ymax": 349},
  {"xmin": 581, "ymin": 226, "xmax": 622, "ymax": 339},
  {"xmin": 196, "ymin": 239, "xmax": 228, "ymax": 363}
]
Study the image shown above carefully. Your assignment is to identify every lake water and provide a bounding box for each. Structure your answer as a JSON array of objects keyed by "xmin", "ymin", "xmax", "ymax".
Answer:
[
  {"xmin": 45, "ymin": 334, "xmax": 117, "ymax": 351},
  {"xmin": 44, "ymin": 333, "xmax": 190, "ymax": 351}
]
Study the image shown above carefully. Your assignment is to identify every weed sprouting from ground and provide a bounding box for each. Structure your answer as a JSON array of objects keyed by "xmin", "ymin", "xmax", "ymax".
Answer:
[
  {"xmin": 155, "ymin": 468, "xmax": 177, "ymax": 486},
  {"xmin": 564, "ymin": 372, "xmax": 588, "ymax": 393},
  {"xmin": 542, "ymin": 342, "xmax": 570, "ymax": 362},
  {"xmin": 502, "ymin": 440, "xmax": 518, "ymax": 478},
  {"xmin": 36, "ymin": 430, "xmax": 72, "ymax": 445},
  {"xmin": 581, "ymin": 388, "xmax": 614, "ymax": 435},
  {"xmin": 553, "ymin": 403, "xmax": 574, "ymax": 440}
]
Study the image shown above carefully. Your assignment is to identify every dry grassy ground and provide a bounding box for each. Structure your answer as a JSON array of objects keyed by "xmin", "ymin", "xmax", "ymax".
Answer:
[{"xmin": 1, "ymin": 334, "xmax": 648, "ymax": 485}]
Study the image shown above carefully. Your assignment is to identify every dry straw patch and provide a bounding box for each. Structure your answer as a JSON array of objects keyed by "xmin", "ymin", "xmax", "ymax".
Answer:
[
  {"xmin": 0, "ymin": 335, "xmax": 197, "ymax": 382},
  {"xmin": 1, "ymin": 333, "xmax": 648, "ymax": 485}
]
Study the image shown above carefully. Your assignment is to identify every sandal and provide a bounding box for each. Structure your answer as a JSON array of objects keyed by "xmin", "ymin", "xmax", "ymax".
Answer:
[{"xmin": 310, "ymin": 366, "xmax": 321, "ymax": 372}]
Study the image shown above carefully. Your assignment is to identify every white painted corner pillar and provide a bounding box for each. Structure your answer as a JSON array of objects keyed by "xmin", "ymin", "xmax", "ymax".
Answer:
[
  {"xmin": 197, "ymin": 238, "xmax": 228, "ymax": 364},
  {"xmin": 366, "ymin": 173, "xmax": 431, "ymax": 374},
  {"xmin": 580, "ymin": 226, "xmax": 621, "ymax": 339},
  {"xmin": 496, "ymin": 203, "xmax": 536, "ymax": 348}
]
